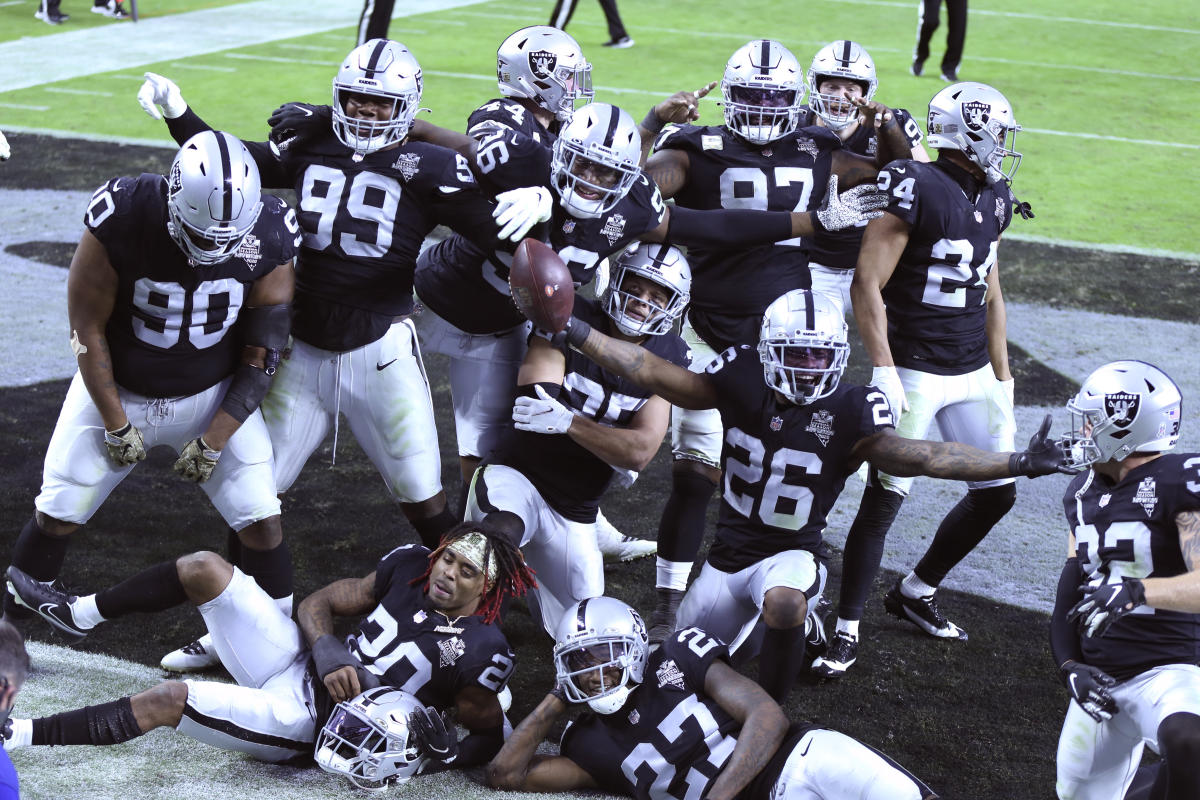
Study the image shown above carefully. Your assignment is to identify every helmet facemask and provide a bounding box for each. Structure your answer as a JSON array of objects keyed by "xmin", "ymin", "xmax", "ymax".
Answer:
[
  {"xmin": 314, "ymin": 688, "xmax": 428, "ymax": 792},
  {"xmin": 603, "ymin": 244, "xmax": 691, "ymax": 337}
]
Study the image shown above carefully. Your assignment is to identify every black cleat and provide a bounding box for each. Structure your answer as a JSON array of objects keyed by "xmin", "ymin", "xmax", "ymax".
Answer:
[
  {"xmin": 883, "ymin": 581, "xmax": 968, "ymax": 640},
  {"xmin": 5, "ymin": 566, "xmax": 89, "ymax": 641}
]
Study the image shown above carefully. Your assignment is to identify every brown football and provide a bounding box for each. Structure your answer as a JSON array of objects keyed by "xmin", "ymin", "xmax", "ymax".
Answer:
[{"xmin": 508, "ymin": 237, "xmax": 575, "ymax": 333}]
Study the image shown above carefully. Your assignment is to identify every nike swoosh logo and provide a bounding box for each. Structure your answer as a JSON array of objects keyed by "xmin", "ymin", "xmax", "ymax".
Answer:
[
  {"xmin": 298, "ymin": 106, "xmax": 313, "ymax": 117},
  {"xmin": 376, "ymin": 359, "xmax": 397, "ymax": 371},
  {"xmin": 798, "ymin": 737, "xmax": 813, "ymax": 758},
  {"xmin": 39, "ymin": 602, "xmax": 59, "ymax": 616},
  {"xmin": 894, "ymin": 166, "xmax": 906, "ymax": 174}
]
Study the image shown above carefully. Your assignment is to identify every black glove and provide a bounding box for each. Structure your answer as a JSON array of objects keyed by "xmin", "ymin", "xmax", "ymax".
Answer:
[
  {"xmin": 1068, "ymin": 578, "xmax": 1147, "ymax": 638},
  {"xmin": 409, "ymin": 705, "xmax": 459, "ymax": 764},
  {"xmin": 267, "ymin": 102, "xmax": 331, "ymax": 151},
  {"xmin": 1009, "ymin": 413, "xmax": 1074, "ymax": 477},
  {"xmin": 1060, "ymin": 660, "xmax": 1118, "ymax": 722},
  {"xmin": 548, "ymin": 316, "xmax": 592, "ymax": 350}
]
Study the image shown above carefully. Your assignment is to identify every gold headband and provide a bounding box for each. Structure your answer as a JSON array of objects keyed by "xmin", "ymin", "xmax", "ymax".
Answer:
[{"xmin": 447, "ymin": 532, "xmax": 497, "ymax": 587}]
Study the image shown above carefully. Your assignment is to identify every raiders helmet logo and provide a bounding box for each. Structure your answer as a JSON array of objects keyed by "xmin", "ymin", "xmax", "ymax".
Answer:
[
  {"xmin": 1104, "ymin": 392, "xmax": 1140, "ymax": 428},
  {"xmin": 962, "ymin": 100, "xmax": 991, "ymax": 131},
  {"xmin": 628, "ymin": 607, "xmax": 647, "ymax": 642},
  {"xmin": 528, "ymin": 50, "xmax": 557, "ymax": 80}
]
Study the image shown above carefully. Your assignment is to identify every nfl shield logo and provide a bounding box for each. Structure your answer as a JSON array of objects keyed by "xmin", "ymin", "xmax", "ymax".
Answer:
[
  {"xmin": 973, "ymin": 210, "xmax": 983, "ymax": 223},
  {"xmin": 562, "ymin": 220, "xmax": 576, "ymax": 234},
  {"xmin": 529, "ymin": 50, "xmax": 557, "ymax": 80},
  {"xmin": 770, "ymin": 416, "xmax": 783, "ymax": 432},
  {"xmin": 962, "ymin": 100, "xmax": 990, "ymax": 131},
  {"xmin": 1104, "ymin": 392, "xmax": 1140, "ymax": 428}
]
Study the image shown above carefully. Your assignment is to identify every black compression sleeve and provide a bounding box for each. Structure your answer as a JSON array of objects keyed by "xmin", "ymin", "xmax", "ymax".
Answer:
[
  {"xmin": 164, "ymin": 107, "xmax": 212, "ymax": 145},
  {"xmin": 667, "ymin": 206, "xmax": 793, "ymax": 248},
  {"xmin": 1049, "ymin": 556, "xmax": 1084, "ymax": 669}
]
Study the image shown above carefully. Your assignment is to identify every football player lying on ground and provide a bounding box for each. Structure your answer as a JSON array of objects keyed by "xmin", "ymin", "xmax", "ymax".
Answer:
[
  {"xmin": 517, "ymin": 287, "xmax": 1072, "ymax": 702},
  {"xmin": 466, "ymin": 243, "xmax": 692, "ymax": 637},
  {"xmin": 3, "ymin": 521, "xmax": 534, "ymax": 776},
  {"xmin": 136, "ymin": 39, "xmax": 553, "ymax": 672},
  {"xmin": 1049, "ymin": 361, "xmax": 1200, "ymax": 800},
  {"xmin": 2, "ymin": 131, "xmax": 298, "ymax": 657},
  {"xmin": 486, "ymin": 596, "xmax": 939, "ymax": 800}
]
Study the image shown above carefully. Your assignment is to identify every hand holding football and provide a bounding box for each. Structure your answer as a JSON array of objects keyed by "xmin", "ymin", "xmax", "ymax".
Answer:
[{"xmin": 508, "ymin": 238, "xmax": 574, "ymax": 333}]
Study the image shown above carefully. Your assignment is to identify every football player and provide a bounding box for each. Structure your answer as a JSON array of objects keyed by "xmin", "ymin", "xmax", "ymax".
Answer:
[
  {"xmin": 4, "ymin": 521, "xmax": 534, "ymax": 775},
  {"xmin": 136, "ymin": 40, "xmax": 551, "ymax": 670},
  {"xmin": 799, "ymin": 40, "xmax": 931, "ymax": 317},
  {"xmin": 525, "ymin": 287, "xmax": 1069, "ymax": 701},
  {"xmin": 822, "ymin": 82, "xmax": 1030, "ymax": 679},
  {"xmin": 636, "ymin": 39, "xmax": 915, "ymax": 645},
  {"xmin": 487, "ymin": 596, "xmax": 939, "ymax": 800},
  {"xmin": 2, "ymin": 132, "xmax": 298, "ymax": 658},
  {"xmin": 1050, "ymin": 362, "xmax": 1200, "ymax": 800},
  {"xmin": 465, "ymin": 243, "xmax": 692, "ymax": 637}
]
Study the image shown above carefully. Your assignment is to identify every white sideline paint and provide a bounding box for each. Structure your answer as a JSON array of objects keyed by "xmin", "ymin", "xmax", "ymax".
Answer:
[{"xmin": 0, "ymin": 0, "xmax": 494, "ymax": 93}]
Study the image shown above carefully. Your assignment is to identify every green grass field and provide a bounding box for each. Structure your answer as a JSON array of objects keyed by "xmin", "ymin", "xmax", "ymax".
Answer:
[
  {"xmin": 2, "ymin": 0, "xmax": 1198, "ymax": 255},
  {"xmin": 2, "ymin": 2, "xmax": 1199, "ymax": 799}
]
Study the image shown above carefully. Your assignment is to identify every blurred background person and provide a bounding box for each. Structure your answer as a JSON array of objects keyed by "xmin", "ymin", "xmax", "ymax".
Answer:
[
  {"xmin": 912, "ymin": 0, "xmax": 968, "ymax": 81},
  {"xmin": 549, "ymin": 0, "xmax": 633, "ymax": 49}
]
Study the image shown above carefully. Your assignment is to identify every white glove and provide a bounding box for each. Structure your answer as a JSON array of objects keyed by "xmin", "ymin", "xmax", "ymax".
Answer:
[
  {"xmin": 1000, "ymin": 377, "xmax": 1015, "ymax": 409},
  {"xmin": 870, "ymin": 366, "xmax": 909, "ymax": 418},
  {"xmin": 513, "ymin": 385, "xmax": 575, "ymax": 434},
  {"xmin": 0, "ymin": 131, "xmax": 10, "ymax": 162},
  {"xmin": 137, "ymin": 72, "xmax": 188, "ymax": 120},
  {"xmin": 815, "ymin": 174, "xmax": 889, "ymax": 231},
  {"xmin": 493, "ymin": 186, "xmax": 553, "ymax": 242}
]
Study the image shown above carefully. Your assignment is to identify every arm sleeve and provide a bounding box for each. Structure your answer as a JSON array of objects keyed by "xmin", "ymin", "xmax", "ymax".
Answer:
[
  {"xmin": 164, "ymin": 109, "xmax": 291, "ymax": 188},
  {"xmin": 1049, "ymin": 556, "xmax": 1084, "ymax": 669},
  {"xmin": 667, "ymin": 206, "xmax": 793, "ymax": 248}
]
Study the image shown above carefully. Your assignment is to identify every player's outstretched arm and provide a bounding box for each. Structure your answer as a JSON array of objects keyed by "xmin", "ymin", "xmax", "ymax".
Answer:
[
  {"xmin": 559, "ymin": 319, "xmax": 719, "ymax": 410},
  {"xmin": 703, "ymin": 660, "xmax": 788, "ymax": 800},
  {"xmin": 486, "ymin": 691, "xmax": 597, "ymax": 792}
]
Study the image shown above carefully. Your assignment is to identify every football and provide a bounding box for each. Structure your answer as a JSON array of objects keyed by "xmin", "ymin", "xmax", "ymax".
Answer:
[{"xmin": 508, "ymin": 238, "xmax": 575, "ymax": 333}]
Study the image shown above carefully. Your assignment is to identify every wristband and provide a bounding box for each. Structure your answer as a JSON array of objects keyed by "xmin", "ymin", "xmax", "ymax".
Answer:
[
  {"xmin": 641, "ymin": 108, "xmax": 666, "ymax": 135},
  {"xmin": 564, "ymin": 318, "xmax": 592, "ymax": 349}
]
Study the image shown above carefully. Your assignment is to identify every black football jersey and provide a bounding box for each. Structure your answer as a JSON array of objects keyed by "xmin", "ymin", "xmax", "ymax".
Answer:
[
  {"xmin": 702, "ymin": 346, "xmax": 894, "ymax": 573},
  {"xmin": 84, "ymin": 174, "xmax": 297, "ymax": 399},
  {"xmin": 654, "ymin": 124, "xmax": 840, "ymax": 350},
  {"xmin": 1064, "ymin": 454, "xmax": 1200, "ymax": 681},
  {"xmin": 492, "ymin": 298, "xmax": 689, "ymax": 522},
  {"xmin": 796, "ymin": 108, "xmax": 925, "ymax": 269},
  {"xmin": 875, "ymin": 158, "xmax": 1015, "ymax": 375},
  {"xmin": 344, "ymin": 544, "xmax": 516, "ymax": 709},
  {"xmin": 415, "ymin": 173, "xmax": 667, "ymax": 335},
  {"xmin": 559, "ymin": 626, "xmax": 814, "ymax": 800},
  {"xmin": 239, "ymin": 130, "xmax": 506, "ymax": 352},
  {"xmin": 466, "ymin": 98, "xmax": 556, "ymax": 195}
]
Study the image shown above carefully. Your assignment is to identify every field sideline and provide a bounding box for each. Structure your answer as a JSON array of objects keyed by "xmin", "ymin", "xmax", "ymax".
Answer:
[{"xmin": 2, "ymin": 1, "xmax": 1198, "ymax": 798}]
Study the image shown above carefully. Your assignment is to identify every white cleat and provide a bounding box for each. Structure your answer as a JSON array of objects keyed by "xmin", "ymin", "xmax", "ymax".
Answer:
[{"xmin": 161, "ymin": 633, "xmax": 221, "ymax": 672}]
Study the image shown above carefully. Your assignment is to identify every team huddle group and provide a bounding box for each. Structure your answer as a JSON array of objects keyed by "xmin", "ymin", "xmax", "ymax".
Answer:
[{"xmin": 2, "ymin": 22, "xmax": 1198, "ymax": 800}]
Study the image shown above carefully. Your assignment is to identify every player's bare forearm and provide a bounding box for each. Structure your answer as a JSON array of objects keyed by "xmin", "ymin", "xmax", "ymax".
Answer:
[
  {"xmin": 862, "ymin": 432, "xmax": 1012, "ymax": 480},
  {"xmin": 704, "ymin": 664, "xmax": 787, "ymax": 800},
  {"xmin": 568, "ymin": 411, "xmax": 664, "ymax": 472},
  {"xmin": 832, "ymin": 150, "xmax": 881, "ymax": 189},
  {"xmin": 1143, "ymin": 510, "xmax": 1200, "ymax": 612},
  {"xmin": 644, "ymin": 149, "xmax": 689, "ymax": 198},
  {"xmin": 850, "ymin": 280, "xmax": 892, "ymax": 367},
  {"xmin": 297, "ymin": 574, "xmax": 376, "ymax": 645},
  {"xmin": 874, "ymin": 116, "xmax": 914, "ymax": 166},
  {"xmin": 577, "ymin": 329, "xmax": 718, "ymax": 410},
  {"xmin": 486, "ymin": 693, "xmax": 569, "ymax": 790},
  {"xmin": 985, "ymin": 268, "xmax": 1011, "ymax": 380},
  {"xmin": 68, "ymin": 232, "xmax": 125, "ymax": 427}
]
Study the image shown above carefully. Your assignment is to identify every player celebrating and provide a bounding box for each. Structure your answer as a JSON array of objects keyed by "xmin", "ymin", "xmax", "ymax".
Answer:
[
  {"xmin": 5, "ymin": 521, "xmax": 534, "ymax": 774},
  {"xmin": 136, "ymin": 40, "xmax": 550, "ymax": 670},
  {"xmin": 1049, "ymin": 361, "xmax": 1200, "ymax": 800},
  {"xmin": 487, "ymin": 596, "xmax": 939, "ymax": 800},
  {"xmin": 466, "ymin": 243, "xmax": 692, "ymax": 636},
  {"xmin": 637, "ymin": 38, "xmax": 914, "ymax": 644},
  {"xmin": 518, "ymin": 287, "xmax": 1070, "ymax": 701},
  {"xmin": 2, "ymin": 132, "xmax": 297, "ymax": 650},
  {"xmin": 825, "ymin": 82, "xmax": 1029, "ymax": 678}
]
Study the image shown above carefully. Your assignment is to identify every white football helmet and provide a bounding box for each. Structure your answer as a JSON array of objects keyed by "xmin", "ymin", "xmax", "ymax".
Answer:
[
  {"xmin": 1061, "ymin": 360, "xmax": 1182, "ymax": 469},
  {"xmin": 603, "ymin": 243, "xmax": 692, "ymax": 337},
  {"xmin": 758, "ymin": 289, "xmax": 850, "ymax": 405},
  {"xmin": 166, "ymin": 130, "xmax": 263, "ymax": 267},
  {"xmin": 550, "ymin": 102, "xmax": 641, "ymax": 219},
  {"xmin": 497, "ymin": 26, "xmax": 593, "ymax": 122},
  {"xmin": 332, "ymin": 39, "xmax": 423, "ymax": 157},
  {"xmin": 553, "ymin": 596, "xmax": 649, "ymax": 715},
  {"xmin": 808, "ymin": 40, "xmax": 878, "ymax": 130},
  {"xmin": 720, "ymin": 39, "xmax": 806, "ymax": 145},
  {"xmin": 927, "ymin": 82, "xmax": 1022, "ymax": 183},
  {"xmin": 314, "ymin": 687, "xmax": 429, "ymax": 792}
]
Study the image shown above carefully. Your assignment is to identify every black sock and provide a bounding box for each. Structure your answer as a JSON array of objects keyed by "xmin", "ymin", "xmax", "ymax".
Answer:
[
  {"xmin": 225, "ymin": 528, "xmax": 242, "ymax": 569},
  {"xmin": 237, "ymin": 540, "xmax": 293, "ymax": 602},
  {"xmin": 33, "ymin": 697, "xmax": 143, "ymax": 746},
  {"xmin": 412, "ymin": 506, "xmax": 457, "ymax": 550},
  {"xmin": 758, "ymin": 625, "xmax": 804, "ymax": 704},
  {"xmin": 656, "ymin": 467, "xmax": 718, "ymax": 563},
  {"xmin": 95, "ymin": 561, "xmax": 187, "ymax": 619},
  {"xmin": 914, "ymin": 484, "xmax": 1016, "ymax": 587},
  {"xmin": 7, "ymin": 517, "xmax": 71, "ymax": 617},
  {"xmin": 839, "ymin": 485, "xmax": 905, "ymax": 619}
]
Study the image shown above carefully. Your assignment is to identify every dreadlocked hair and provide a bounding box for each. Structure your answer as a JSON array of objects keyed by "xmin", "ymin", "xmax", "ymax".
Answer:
[{"xmin": 410, "ymin": 519, "xmax": 538, "ymax": 625}]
